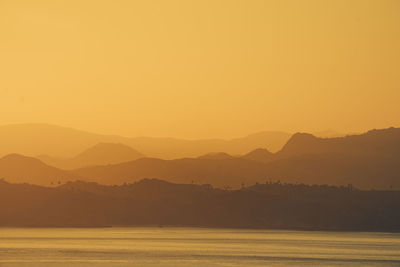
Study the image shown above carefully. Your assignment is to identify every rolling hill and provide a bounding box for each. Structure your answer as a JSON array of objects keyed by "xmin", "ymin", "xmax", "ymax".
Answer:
[
  {"xmin": 0, "ymin": 123, "xmax": 291, "ymax": 159},
  {"xmin": 37, "ymin": 143, "xmax": 144, "ymax": 169},
  {"xmin": 241, "ymin": 148, "xmax": 274, "ymax": 163},
  {"xmin": 2, "ymin": 127, "xmax": 400, "ymax": 190},
  {"xmin": 73, "ymin": 128, "xmax": 400, "ymax": 190},
  {"xmin": 0, "ymin": 154, "xmax": 77, "ymax": 186},
  {"xmin": 1, "ymin": 178, "xmax": 399, "ymax": 231},
  {"xmin": 276, "ymin": 127, "xmax": 400, "ymax": 159}
]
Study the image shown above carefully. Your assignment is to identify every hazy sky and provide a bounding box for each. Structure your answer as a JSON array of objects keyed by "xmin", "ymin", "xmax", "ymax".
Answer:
[{"xmin": 1, "ymin": 0, "xmax": 399, "ymax": 139}]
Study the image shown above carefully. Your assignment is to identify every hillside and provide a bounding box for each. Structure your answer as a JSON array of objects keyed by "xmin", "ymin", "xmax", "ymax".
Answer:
[
  {"xmin": 276, "ymin": 127, "xmax": 400, "ymax": 159},
  {"xmin": 0, "ymin": 154, "xmax": 77, "ymax": 186},
  {"xmin": 74, "ymin": 157, "xmax": 268, "ymax": 187},
  {"xmin": 38, "ymin": 143, "xmax": 144, "ymax": 169},
  {"xmin": 73, "ymin": 128, "xmax": 400, "ymax": 190},
  {"xmin": 2, "ymin": 127, "xmax": 400, "ymax": 190},
  {"xmin": 1, "ymin": 179, "xmax": 399, "ymax": 231},
  {"xmin": 0, "ymin": 123, "xmax": 126, "ymax": 158},
  {"xmin": 241, "ymin": 148, "xmax": 274, "ymax": 163},
  {"xmin": 73, "ymin": 154, "xmax": 400, "ymax": 190},
  {"xmin": 122, "ymin": 131, "xmax": 291, "ymax": 158},
  {"xmin": 0, "ymin": 123, "xmax": 291, "ymax": 159}
]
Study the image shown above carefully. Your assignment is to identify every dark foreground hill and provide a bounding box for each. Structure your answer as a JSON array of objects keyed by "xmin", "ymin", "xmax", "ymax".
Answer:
[{"xmin": 0, "ymin": 179, "xmax": 399, "ymax": 232}]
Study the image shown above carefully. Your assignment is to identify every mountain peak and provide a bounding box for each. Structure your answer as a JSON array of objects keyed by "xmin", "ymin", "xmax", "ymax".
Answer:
[
  {"xmin": 290, "ymin": 132, "xmax": 318, "ymax": 140},
  {"xmin": 72, "ymin": 142, "xmax": 144, "ymax": 167},
  {"xmin": 282, "ymin": 132, "xmax": 319, "ymax": 148},
  {"xmin": 241, "ymin": 148, "xmax": 273, "ymax": 163},
  {"xmin": 276, "ymin": 132, "xmax": 321, "ymax": 158},
  {"xmin": 0, "ymin": 153, "xmax": 76, "ymax": 185},
  {"xmin": 1, "ymin": 153, "xmax": 44, "ymax": 164}
]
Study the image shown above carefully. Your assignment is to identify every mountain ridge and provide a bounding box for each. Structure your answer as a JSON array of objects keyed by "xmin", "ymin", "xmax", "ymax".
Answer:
[
  {"xmin": 0, "ymin": 153, "xmax": 77, "ymax": 185},
  {"xmin": 1, "ymin": 127, "xmax": 400, "ymax": 190},
  {"xmin": 37, "ymin": 142, "xmax": 144, "ymax": 169},
  {"xmin": 72, "ymin": 127, "xmax": 400, "ymax": 190},
  {"xmin": 0, "ymin": 123, "xmax": 291, "ymax": 159}
]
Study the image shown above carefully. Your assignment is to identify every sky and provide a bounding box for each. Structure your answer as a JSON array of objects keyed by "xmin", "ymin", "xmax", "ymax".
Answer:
[{"xmin": 0, "ymin": 0, "xmax": 399, "ymax": 139}]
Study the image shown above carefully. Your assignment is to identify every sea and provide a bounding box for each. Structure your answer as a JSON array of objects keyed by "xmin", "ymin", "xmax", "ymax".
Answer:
[{"xmin": 0, "ymin": 227, "xmax": 399, "ymax": 266}]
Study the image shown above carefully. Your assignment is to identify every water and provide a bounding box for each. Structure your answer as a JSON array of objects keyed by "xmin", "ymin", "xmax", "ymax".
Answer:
[{"xmin": 0, "ymin": 227, "xmax": 399, "ymax": 266}]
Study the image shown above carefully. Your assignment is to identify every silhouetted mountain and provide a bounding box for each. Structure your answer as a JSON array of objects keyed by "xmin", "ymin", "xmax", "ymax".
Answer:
[
  {"xmin": 0, "ymin": 154, "xmax": 77, "ymax": 186},
  {"xmin": 0, "ymin": 123, "xmax": 291, "ymax": 159},
  {"xmin": 73, "ymin": 143, "xmax": 144, "ymax": 166},
  {"xmin": 262, "ymin": 153, "xmax": 400, "ymax": 190},
  {"xmin": 73, "ymin": 128, "xmax": 400, "ymax": 190},
  {"xmin": 277, "ymin": 128, "xmax": 400, "ymax": 159},
  {"xmin": 261, "ymin": 128, "xmax": 400, "ymax": 189},
  {"xmin": 241, "ymin": 148, "xmax": 274, "ymax": 163},
  {"xmin": 1, "ymin": 179, "xmax": 399, "ymax": 232},
  {"xmin": 74, "ymin": 157, "xmax": 268, "ymax": 188},
  {"xmin": 0, "ymin": 123, "xmax": 126, "ymax": 158},
  {"xmin": 38, "ymin": 143, "xmax": 144, "ymax": 169},
  {"xmin": 229, "ymin": 131, "xmax": 292, "ymax": 153},
  {"xmin": 125, "ymin": 131, "xmax": 291, "ymax": 158},
  {"xmin": 2, "ymin": 126, "xmax": 400, "ymax": 190}
]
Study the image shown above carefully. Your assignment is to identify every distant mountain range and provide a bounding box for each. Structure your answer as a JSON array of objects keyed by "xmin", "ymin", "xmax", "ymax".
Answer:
[
  {"xmin": 0, "ymin": 123, "xmax": 291, "ymax": 159},
  {"xmin": 0, "ymin": 127, "xmax": 399, "ymax": 190},
  {"xmin": 37, "ymin": 143, "xmax": 144, "ymax": 169},
  {"xmin": 71, "ymin": 128, "xmax": 400, "ymax": 189}
]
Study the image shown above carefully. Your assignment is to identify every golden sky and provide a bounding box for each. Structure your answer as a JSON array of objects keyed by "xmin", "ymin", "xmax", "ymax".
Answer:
[{"xmin": 0, "ymin": 0, "xmax": 399, "ymax": 138}]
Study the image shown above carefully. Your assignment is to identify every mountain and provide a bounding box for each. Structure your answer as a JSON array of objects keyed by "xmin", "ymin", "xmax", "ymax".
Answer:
[
  {"xmin": 73, "ymin": 157, "xmax": 268, "ymax": 188},
  {"xmin": 72, "ymin": 143, "xmax": 144, "ymax": 166},
  {"xmin": 2, "ymin": 125, "xmax": 399, "ymax": 190},
  {"xmin": 229, "ymin": 131, "xmax": 292, "ymax": 153},
  {"xmin": 276, "ymin": 127, "xmax": 400, "ymax": 159},
  {"xmin": 262, "ymin": 153, "xmax": 400, "ymax": 190},
  {"xmin": 123, "ymin": 130, "xmax": 291, "ymax": 158},
  {"xmin": 73, "ymin": 128, "xmax": 400, "ymax": 190},
  {"xmin": 0, "ymin": 123, "xmax": 126, "ymax": 158},
  {"xmin": 38, "ymin": 143, "xmax": 144, "ymax": 169},
  {"xmin": 0, "ymin": 123, "xmax": 291, "ymax": 159},
  {"xmin": 0, "ymin": 154, "xmax": 77, "ymax": 186},
  {"xmin": 241, "ymin": 148, "xmax": 274, "ymax": 163},
  {"xmin": 257, "ymin": 128, "xmax": 400, "ymax": 189}
]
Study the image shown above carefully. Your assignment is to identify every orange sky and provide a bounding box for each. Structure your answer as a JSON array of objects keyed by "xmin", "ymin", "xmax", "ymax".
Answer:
[{"xmin": 0, "ymin": 0, "xmax": 399, "ymax": 139}]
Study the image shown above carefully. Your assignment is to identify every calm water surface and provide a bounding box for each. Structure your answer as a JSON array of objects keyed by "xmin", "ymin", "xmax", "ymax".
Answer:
[{"xmin": 0, "ymin": 227, "xmax": 399, "ymax": 266}]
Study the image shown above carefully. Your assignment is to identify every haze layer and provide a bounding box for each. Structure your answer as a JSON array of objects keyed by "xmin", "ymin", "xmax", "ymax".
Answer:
[{"xmin": 1, "ymin": 0, "xmax": 399, "ymax": 138}]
